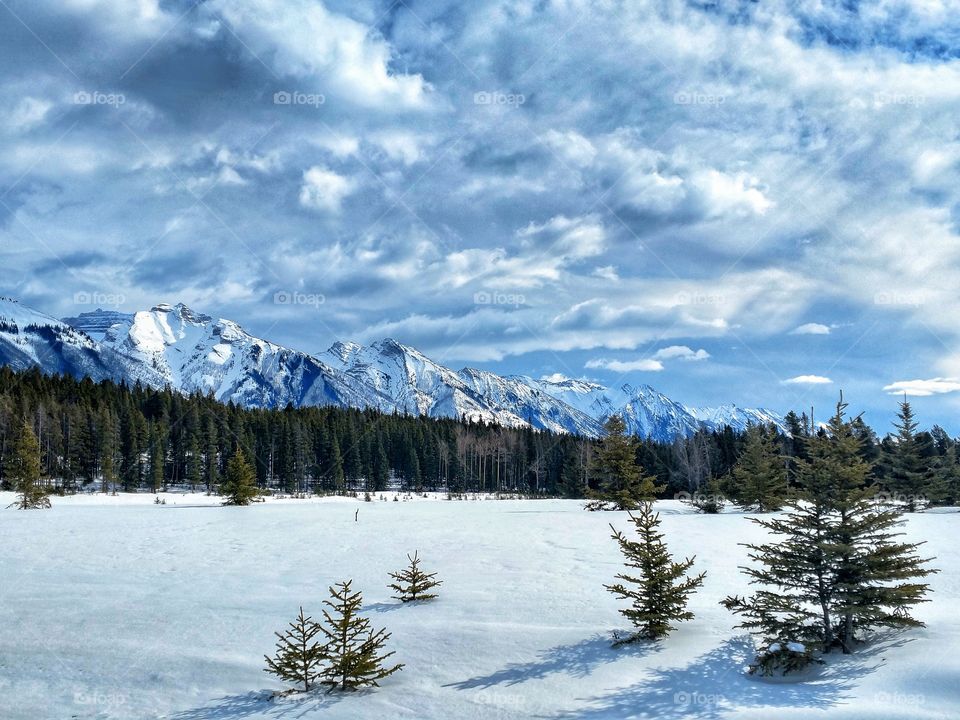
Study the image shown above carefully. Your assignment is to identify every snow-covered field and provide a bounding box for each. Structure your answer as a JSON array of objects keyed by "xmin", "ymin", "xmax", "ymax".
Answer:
[{"xmin": 1, "ymin": 494, "xmax": 957, "ymax": 719}]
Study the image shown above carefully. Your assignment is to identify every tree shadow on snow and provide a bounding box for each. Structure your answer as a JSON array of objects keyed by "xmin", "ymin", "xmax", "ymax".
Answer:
[
  {"xmin": 447, "ymin": 634, "xmax": 653, "ymax": 690},
  {"xmin": 364, "ymin": 601, "xmax": 405, "ymax": 613},
  {"xmin": 550, "ymin": 634, "xmax": 910, "ymax": 720},
  {"xmin": 169, "ymin": 689, "xmax": 344, "ymax": 720}
]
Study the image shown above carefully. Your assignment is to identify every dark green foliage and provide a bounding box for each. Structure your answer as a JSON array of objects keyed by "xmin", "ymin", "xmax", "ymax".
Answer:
[
  {"xmin": 587, "ymin": 416, "xmax": 664, "ymax": 510},
  {"xmin": 317, "ymin": 580, "xmax": 403, "ymax": 692},
  {"xmin": 880, "ymin": 399, "xmax": 935, "ymax": 511},
  {"xmin": 729, "ymin": 424, "xmax": 788, "ymax": 512},
  {"xmin": 388, "ymin": 551, "xmax": 442, "ymax": 602},
  {"xmin": 221, "ymin": 448, "xmax": 258, "ymax": 505},
  {"xmin": 264, "ymin": 607, "xmax": 325, "ymax": 693},
  {"xmin": 5, "ymin": 422, "xmax": 49, "ymax": 509},
  {"xmin": 0, "ymin": 366, "xmax": 955, "ymax": 506},
  {"xmin": 606, "ymin": 502, "xmax": 705, "ymax": 643},
  {"xmin": 723, "ymin": 398, "xmax": 938, "ymax": 675}
]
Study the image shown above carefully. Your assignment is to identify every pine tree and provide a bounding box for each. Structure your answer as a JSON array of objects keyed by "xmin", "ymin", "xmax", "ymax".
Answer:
[
  {"xmin": 881, "ymin": 398, "xmax": 933, "ymax": 511},
  {"xmin": 587, "ymin": 416, "xmax": 663, "ymax": 510},
  {"xmin": 605, "ymin": 502, "xmax": 705, "ymax": 644},
  {"xmin": 317, "ymin": 580, "xmax": 403, "ymax": 692},
  {"xmin": 221, "ymin": 448, "xmax": 258, "ymax": 506},
  {"xmin": 5, "ymin": 422, "xmax": 50, "ymax": 509},
  {"xmin": 264, "ymin": 606, "xmax": 325, "ymax": 694},
  {"xmin": 723, "ymin": 397, "xmax": 938, "ymax": 674},
  {"xmin": 388, "ymin": 551, "xmax": 442, "ymax": 602},
  {"xmin": 729, "ymin": 424, "xmax": 788, "ymax": 512}
]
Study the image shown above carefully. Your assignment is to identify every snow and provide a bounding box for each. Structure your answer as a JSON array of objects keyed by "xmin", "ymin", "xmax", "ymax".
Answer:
[{"xmin": 0, "ymin": 497, "xmax": 956, "ymax": 719}]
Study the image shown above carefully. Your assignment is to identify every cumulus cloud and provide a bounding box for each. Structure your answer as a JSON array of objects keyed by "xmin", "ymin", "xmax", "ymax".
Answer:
[
  {"xmin": 299, "ymin": 166, "xmax": 356, "ymax": 213},
  {"xmin": 783, "ymin": 375, "xmax": 834, "ymax": 385},
  {"xmin": 883, "ymin": 378, "xmax": 960, "ymax": 397},
  {"xmin": 586, "ymin": 358, "xmax": 664, "ymax": 373},
  {"xmin": 653, "ymin": 346, "xmax": 711, "ymax": 362},
  {"xmin": 791, "ymin": 323, "xmax": 831, "ymax": 335}
]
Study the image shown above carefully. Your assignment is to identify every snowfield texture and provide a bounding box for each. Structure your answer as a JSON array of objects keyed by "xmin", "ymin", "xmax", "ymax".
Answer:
[
  {"xmin": 0, "ymin": 496, "xmax": 956, "ymax": 719},
  {"xmin": 2, "ymin": 297, "xmax": 780, "ymax": 440}
]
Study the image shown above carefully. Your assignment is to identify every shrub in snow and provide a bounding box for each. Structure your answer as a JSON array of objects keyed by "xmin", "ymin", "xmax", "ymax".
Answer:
[
  {"xmin": 263, "ymin": 607, "xmax": 324, "ymax": 693},
  {"xmin": 606, "ymin": 502, "xmax": 705, "ymax": 644},
  {"xmin": 318, "ymin": 580, "xmax": 403, "ymax": 692},
  {"xmin": 389, "ymin": 551, "xmax": 442, "ymax": 602}
]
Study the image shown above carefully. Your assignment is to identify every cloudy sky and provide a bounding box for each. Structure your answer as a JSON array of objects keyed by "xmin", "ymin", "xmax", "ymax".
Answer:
[{"xmin": 3, "ymin": 0, "xmax": 960, "ymax": 430}]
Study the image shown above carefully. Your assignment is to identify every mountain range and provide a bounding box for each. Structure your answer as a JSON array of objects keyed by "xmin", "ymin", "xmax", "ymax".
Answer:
[{"xmin": 0, "ymin": 296, "xmax": 782, "ymax": 440}]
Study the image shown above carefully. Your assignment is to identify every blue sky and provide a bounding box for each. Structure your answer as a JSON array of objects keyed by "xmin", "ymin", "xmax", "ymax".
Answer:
[{"xmin": 2, "ymin": 0, "xmax": 960, "ymax": 433}]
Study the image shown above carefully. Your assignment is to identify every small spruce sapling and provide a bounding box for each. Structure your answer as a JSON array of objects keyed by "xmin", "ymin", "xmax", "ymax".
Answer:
[
  {"xmin": 263, "ymin": 606, "xmax": 325, "ymax": 694},
  {"xmin": 606, "ymin": 502, "xmax": 705, "ymax": 644},
  {"xmin": 318, "ymin": 580, "xmax": 403, "ymax": 692},
  {"xmin": 388, "ymin": 551, "xmax": 442, "ymax": 602}
]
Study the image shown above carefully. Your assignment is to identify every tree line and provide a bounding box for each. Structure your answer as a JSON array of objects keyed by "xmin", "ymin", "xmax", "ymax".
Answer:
[{"xmin": 1, "ymin": 366, "xmax": 958, "ymax": 509}]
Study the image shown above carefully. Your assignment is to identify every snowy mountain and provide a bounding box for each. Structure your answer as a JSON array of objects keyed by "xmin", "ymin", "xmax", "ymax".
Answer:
[
  {"xmin": 66, "ymin": 303, "xmax": 392, "ymax": 410},
  {"xmin": 0, "ymin": 297, "xmax": 783, "ymax": 439},
  {"xmin": 0, "ymin": 297, "xmax": 133, "ymax": 382}
]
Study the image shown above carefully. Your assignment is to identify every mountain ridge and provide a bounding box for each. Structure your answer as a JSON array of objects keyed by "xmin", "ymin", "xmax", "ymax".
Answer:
[{"xmin": 0, "ymin": 296, "xmax": 783, "ymax": 439}]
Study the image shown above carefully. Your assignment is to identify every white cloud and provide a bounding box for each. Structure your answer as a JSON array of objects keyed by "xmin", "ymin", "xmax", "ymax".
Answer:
[
  {"xmin": 653, "ymin": 345, "xmax": 710, "ymax": 362},
  {"xmin": 883, "ymin": 378, "xmax": 960, "ymax": 397},
  {"xmin": 4, "ymin": 97, "xmax": 52, "ymax": 132},
  {"xmin": 791, "ymin": 323, "xmax": 831, "ymax": 335},
  {"xmin": 783, "ymin": 375, "xmax": 833, "ymax": 385},
  {"xmin": 210, "ymin": 0, "xmax": 430, "ymax": 109},
  {"xmin": 299, "ymin": 166, "xmax": 356, "ymax": 213},
  {"xmin": 586, "ymin": 357, "xmax": 664, "ymax": 372}
]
